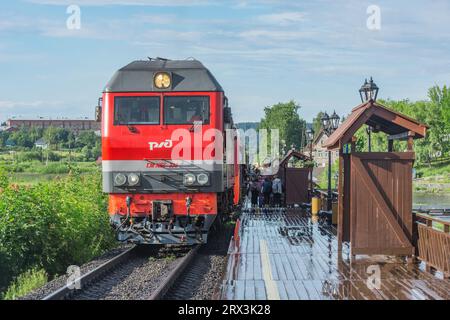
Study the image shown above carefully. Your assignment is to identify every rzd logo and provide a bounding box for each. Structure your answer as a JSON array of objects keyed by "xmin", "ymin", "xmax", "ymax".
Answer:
[{"xmin": 149, "ymin": 139, "xmax": 173, "ymax": 151}]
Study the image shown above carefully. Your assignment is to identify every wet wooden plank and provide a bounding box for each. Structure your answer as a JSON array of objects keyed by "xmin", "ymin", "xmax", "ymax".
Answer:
[
  {"xmin": 222, "ymin": 209, "xmax": 450, "ymax": 300},
  {"xmin": 301, "ymin": 280, "xmax": 322, "ymax": 300},
  {"xmin": 254, "ymin": 280, "xmax": 267, "ymax": 300},
  {"xmin": 275, "ymin": 281, "xmax": 289, "ymax": 300},
  {"xmin": 233, "ymin": 280, "xmax": 246, "ymax": 300},
  {"xmin": 244, "ymin": 253, "xmax": 254, "ymax": 280},
  {"xmin": 283, "ymin": 280, "xmax": 300, "ymax": 300},
  {"xmin": 244, "ymin": 280, "xmax": 256, "ymax": 300}
]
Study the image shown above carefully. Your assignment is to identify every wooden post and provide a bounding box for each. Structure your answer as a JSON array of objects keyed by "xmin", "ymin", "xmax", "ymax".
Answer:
[
  {"xmin": 338, "ymin": 144, "xmax": 344, "ymax": 253},
  {"xmin": 388, "ymin": 139, "xmax": 393, "ymax": 152},
  {"xmin": 407, "ymin": 131, "xmax": 414, "ymax": 151},
  {"xmin": 351, "ymin": 136, "xmax": 357, "ymax": 152}
]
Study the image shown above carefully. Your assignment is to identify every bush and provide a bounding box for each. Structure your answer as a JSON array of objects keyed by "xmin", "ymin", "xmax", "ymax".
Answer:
[
  {"xmin": 2, "ymin": 268, "xmax": 47, "ymax": 300},
  {"xmin": 0, "ymin": 170, "xmax": 115, "ymax": 295},
  {"xmin": 17, "ymin": 151, "xmax": 42, "ymax": 162},
  {"xmin": 34, "ymin": 163, "xmax": 70, "ymax": 174}
]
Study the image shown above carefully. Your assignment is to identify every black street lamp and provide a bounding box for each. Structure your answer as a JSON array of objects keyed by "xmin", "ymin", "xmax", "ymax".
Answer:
[
  {"xmin": 321, "ymin": 110, "xmax": 341, "ymax": 211},
  {"xmin": 321, "ymin": 112, "xmax": 330, "ymax": 131},
  {"xmin": 359, "ymin": 77, "xmax": 379, "ymax": 103},
  {"xmin": 330, "ymin": 111, "xmax": 340, "ymax": 131}
]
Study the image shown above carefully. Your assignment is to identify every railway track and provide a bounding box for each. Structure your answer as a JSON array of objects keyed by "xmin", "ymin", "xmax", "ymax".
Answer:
[
  {"xmin": 41, "ymin": 223, "xmax": 232, "ymax": 300},
  {"xmin": 149, "ymin": 245, "xmax": 200, "ymax": 300},
  {"xmin": 163, "ymin": 225, "xmax": 233, "ymax": 300},
  {"xmin": 42, "ymin": 245, "xmax": 195, "ymax": 300},
  {"xmin": 42, "ymin": 246, "xmax": 138, "ymax": 300}
]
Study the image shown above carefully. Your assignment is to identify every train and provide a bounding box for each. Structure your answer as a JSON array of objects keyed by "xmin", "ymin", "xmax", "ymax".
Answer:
[{"xmin": 97, "ymin": 58, "xmax": 242, "ymax": 245}]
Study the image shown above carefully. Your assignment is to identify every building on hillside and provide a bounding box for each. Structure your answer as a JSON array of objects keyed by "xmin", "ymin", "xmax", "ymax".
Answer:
[
  {"xmin": 6, "ymin": 118, "xmax": 100, "ymax": 134},
  {"xmin": 5, "ymin": 139, "xmax": 16, "ymax": 147},
  {"xmin": 34, "ymin": 138, "xmax": 48, "ymax": 149},
  {"xmin": 311, "ymin": 129, "xmax": 339, "ymax": 168}
]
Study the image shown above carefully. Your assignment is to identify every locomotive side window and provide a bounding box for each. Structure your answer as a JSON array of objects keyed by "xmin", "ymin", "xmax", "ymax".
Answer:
[
  {"xmin": 114, "ymin": 96, "xmax": 160, "ymax": 125},
  {"xmin": 163, "ymin": 96, "xmax": 210, "ymax": 125}
]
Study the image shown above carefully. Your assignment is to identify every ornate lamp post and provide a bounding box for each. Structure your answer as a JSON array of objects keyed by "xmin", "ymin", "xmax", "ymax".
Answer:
[
  {"xmin": 321, "ymin": 111, "xmax": 340, "ymax": 211},
  {"xmin": 306, "ymin": 129, "xmax": 314, "ymax": 156},
  {"xmin": 359, "ymin": 77, "xmax": 379, "ymax": 103},
  {"xmin": 366, "ymin": 125, "xmax": 373, "ymax": 152},
  {"xmin": 360, "ymin": 77, "xmax": 380, "ymax": 151},
  {"xmin": 306, "ymin": 128, "xmax": 315, "ymax": 199}
]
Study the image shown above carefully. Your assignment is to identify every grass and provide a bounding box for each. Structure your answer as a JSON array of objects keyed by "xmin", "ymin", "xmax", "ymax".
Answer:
[
  {"xmin": 317, "ymin": 160, "xmax": 339, "ymax": 190},
  {"xmin": 10, "ymin": 173, "xmax": 69, "ymax": 185},
  {"xmin": 415, "ymin": 159, "xmax": 450, "ymax": 180},
  {"xmin": 414, "ymin": 159, "xmax": 450, "ymax": 193},
  {"xmin": 165, "ymin": 254, "xmax": 177, "ymax": 262},
  {"xmin": 2, "ymin": 268, "xmax": 48, "ymax": 300},
  {"xmin": 1, "ymin": 161, "xmax": 100, "ymax": 184}
]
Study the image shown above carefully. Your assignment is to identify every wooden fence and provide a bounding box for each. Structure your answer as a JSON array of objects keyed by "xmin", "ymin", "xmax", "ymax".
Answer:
[{"xmin": 415, "ymin": 213, "xmax": 450, "ymax": 277}]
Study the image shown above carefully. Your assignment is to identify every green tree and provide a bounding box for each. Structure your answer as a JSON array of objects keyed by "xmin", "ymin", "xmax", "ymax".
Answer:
[
  {"xmin": 312, "ymin": 111, "xmax": 325, "ymax": 139},
  {"xmin": 10, "ymin": 127, "xmax": 34, "ymax": 148},
  {"xmin": 42, "ymin": 127, "xmax": 69, "ymax": 149},
  {"xmin": 0, "ymin": 131, "xmax": 11, "ymax": 148},
  {"xmin": 76, "ymin": 131, "xmax": 98, "ymax": 149},
  {"xmin": 351, "ymin": 85, "xmax": 450, "ymax": 166},
  {"xmin": 258, "ymin": 100, "xmax": 307, "ymax": 155}
]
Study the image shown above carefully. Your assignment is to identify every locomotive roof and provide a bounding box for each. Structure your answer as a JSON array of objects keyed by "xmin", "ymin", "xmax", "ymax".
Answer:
[{"xmin": 104, "ymin": 59, "xmax": 223, "ymax": 92}]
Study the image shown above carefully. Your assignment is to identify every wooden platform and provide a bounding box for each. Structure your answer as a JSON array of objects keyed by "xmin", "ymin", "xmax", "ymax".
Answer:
[{"xmin": 219, "ymin": 208, "xmax": 450, "ymax": 300}]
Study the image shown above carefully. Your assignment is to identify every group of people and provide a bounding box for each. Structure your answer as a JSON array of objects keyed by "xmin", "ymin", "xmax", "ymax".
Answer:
[{"xmin": 247, "ymin": 174, "xmax": 283, "ymax": 208}]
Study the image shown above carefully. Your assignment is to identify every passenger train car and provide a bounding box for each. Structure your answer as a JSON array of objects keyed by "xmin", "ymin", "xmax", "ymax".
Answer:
[{"xmin": 98, "ymin": 58, "xmax": 241, "ymax": 244}]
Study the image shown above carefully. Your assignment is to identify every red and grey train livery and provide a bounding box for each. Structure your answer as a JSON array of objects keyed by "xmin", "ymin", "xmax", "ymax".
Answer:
[{"xmin": 98, "ymin": 58, "xmax": 241, "ymax": 245}]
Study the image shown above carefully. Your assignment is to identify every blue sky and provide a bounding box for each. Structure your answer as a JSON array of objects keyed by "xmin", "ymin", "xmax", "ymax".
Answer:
[{"xmin": 1, "ymin": 0, "xmax": 449, "ymax": 123}]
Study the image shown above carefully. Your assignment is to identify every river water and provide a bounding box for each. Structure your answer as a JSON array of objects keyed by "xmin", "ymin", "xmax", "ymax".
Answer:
[{"xmin": 413, "ymin": 192, "xmax": 450, "ymax": 210}]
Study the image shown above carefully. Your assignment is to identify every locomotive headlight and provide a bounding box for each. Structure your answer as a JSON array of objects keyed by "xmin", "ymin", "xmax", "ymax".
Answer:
[
  {"xmin": 183, "ymin": 173, "xmax": 196, "ymax": 186},
  {"xmin": 197, "ymin": 173, "xmax": 209, "ymax": 185},
  {"xmin": 154, "ymin": 72, "xmax": 171, "ymax": 89},
  {"xmin": 114, "ymin": 173, "xmax": 127, "ymax": 186},
  {"xmin": 128, "ymin": 173, "xmax": 140, "ymax": 186}
]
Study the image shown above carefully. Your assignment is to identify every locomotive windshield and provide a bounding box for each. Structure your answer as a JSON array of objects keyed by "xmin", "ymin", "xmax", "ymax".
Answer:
[
  {"xmin": 114, "ymin": 96, "xmax": 160, "ymax": 125},
  {"xmin": 163, "ymin": 96, "xmax": 210, "ymax": 125}
]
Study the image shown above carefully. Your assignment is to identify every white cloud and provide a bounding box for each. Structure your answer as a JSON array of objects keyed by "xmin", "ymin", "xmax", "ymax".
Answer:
[
  {"xmin": 26, "ymin": 0, "xmax": 213, "ymax": 6},
  {"xmin": 257, "ymin": 12, "xmax": 306, "ymax": 26},
  {"xmin": 239, "ymin": 29, "xmax": 315, "ymax": 41},
  {"xmin": 0, "ymin": 100, "xmax": 62, "ymax": 110}
]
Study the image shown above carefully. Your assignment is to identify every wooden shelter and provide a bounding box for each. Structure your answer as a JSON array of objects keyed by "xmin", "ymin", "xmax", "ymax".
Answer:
[
  {"xmin": 277, "ymin": 150, "xmax": 312, "ymax": 205},
  {"xmin": 323, "ymin": 101, "xmax": 428, "ymax": 257}
]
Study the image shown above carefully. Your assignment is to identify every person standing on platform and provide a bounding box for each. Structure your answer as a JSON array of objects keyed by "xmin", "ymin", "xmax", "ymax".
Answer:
[
  {"xmin": 262, "ymin": 177, "xmax": 273, "ymax": 208},
  {"xmin": 272, "ymin": 175, "xmax": 282, "ymax": 207},
  {"xmin": 250, "ymin": 179, "xmax": 260, "ymax": 208}
]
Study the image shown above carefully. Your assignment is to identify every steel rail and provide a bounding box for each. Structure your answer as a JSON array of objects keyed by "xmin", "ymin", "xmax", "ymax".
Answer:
[
  {"xmin": 149, "ymin": 245, "xmax": 200, "ymax": 300},
  {"xmin": 42, "ymin": 246, "xmax": 137, "ymax": 300}
]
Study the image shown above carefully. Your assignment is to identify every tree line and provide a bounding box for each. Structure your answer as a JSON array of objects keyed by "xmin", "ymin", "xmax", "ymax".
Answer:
[
  {"xmin": 258, "ymin": 85, "xmax": 449, "ymax": 168},
  {"xmin": 0, "ymin": 126, "xmax": 101, "ymax": 162},
  {"xmin": 352, "ymin": 85, "xmax": 450, "ymax": 165}
]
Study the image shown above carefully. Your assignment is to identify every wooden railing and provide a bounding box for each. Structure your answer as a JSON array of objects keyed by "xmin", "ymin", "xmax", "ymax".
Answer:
[{"xmin": 414, "ymin": 212, "xmax": 450, "ymax": 277}]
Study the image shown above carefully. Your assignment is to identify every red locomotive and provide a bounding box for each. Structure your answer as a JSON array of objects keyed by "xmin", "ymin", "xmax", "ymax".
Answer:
[{"xmin": 98, "ymin": 58, "xmax": 241, "ymax": 244}]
